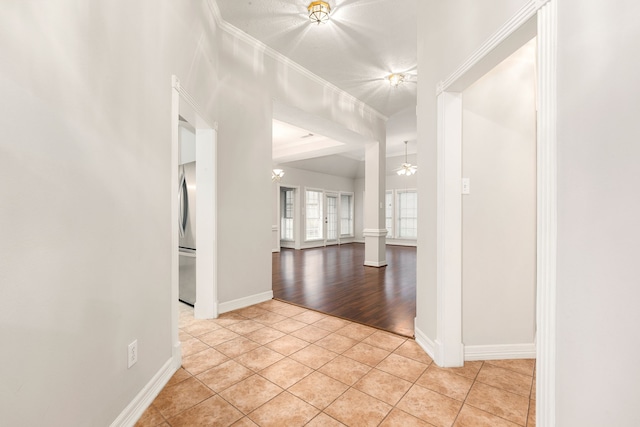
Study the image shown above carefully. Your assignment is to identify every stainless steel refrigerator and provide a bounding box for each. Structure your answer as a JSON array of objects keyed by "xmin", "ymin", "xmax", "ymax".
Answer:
[{"xmin": 179, "ymin": 161, "xmax": 196, "ymax": 305}]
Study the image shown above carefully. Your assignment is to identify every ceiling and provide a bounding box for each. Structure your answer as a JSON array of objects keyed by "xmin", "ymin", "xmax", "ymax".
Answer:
[{"xmin": 215, "ymin": 0, "xmax": 418, "ymax": 168}]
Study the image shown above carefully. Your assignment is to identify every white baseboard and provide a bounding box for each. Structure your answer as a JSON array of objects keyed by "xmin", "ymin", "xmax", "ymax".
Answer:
[
  {"xmin": 464, "ymin": 343, "xmax": 536, "ymax": 361},
  {"xmin": 218, "ymin": 290, "xmax": 274, "ymax": 314},
  {"xmin": 364, "ymin": 260, "xmax": 387, "ymax": 267},
  {"xmin": 386, "ymin": 240, "xmax": 417, "ymax": 247},
  {"xmin": 173, "ymin": 342, "xmax": 182, "ymax": 369},
  {"xmin": 110, "ymin": 357, "xmax": 178, "ymax": 427},
  {"xmin": 414, "ymin": 324, "xmax": 436, "ymax": 362}
]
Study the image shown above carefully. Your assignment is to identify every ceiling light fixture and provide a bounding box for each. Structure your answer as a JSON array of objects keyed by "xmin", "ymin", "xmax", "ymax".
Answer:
[
  {"xmin": 397, "ymin": 141, "xmax": 417, "ymax": 176},
  {"xmin": 308, "ymin": 1, "xmax": 331, "ymax": 25},
  {"xmin": 272, "ymin": 168, "xmax": 285, "ymax": 182},
  {"xmin": 387, "ymin": 73, "xmax": 406, "ymax": 88}
]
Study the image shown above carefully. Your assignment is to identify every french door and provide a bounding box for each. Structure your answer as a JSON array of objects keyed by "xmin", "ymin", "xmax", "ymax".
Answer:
[{"xmin": 325, "ymin": 192, "xmax": 339, "ymax": 245}]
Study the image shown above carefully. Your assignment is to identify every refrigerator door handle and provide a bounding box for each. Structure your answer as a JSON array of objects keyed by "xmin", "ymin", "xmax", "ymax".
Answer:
[{"xmin": 178, "ymin": 167, "xmax": 188, "ymax": 238}]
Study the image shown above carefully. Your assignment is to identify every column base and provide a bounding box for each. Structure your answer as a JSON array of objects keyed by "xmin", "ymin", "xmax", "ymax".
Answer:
[{"xmin": 363, "ymin": 229, "xmax": 387, "ymax": 267}]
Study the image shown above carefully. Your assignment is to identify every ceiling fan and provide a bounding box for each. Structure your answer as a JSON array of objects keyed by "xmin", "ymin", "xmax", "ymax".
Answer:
[{"xmin": 394, "ymin": 140, "xmax": 417, "ymax": 176}]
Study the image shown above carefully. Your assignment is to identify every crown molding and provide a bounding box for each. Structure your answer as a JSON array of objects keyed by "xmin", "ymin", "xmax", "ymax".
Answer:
[
  {"xmin": 204, "ymin": 0, "xmax": 387, "ymax": 122},
  {"xmin": 437, "ymin": 0, "xmax": 549, "ymax": 95}
]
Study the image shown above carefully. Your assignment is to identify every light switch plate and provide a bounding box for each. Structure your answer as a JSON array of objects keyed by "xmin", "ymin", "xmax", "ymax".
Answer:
[{"xmin": 462, "ymin": 178, "xmax": 470, "ymax": 195}]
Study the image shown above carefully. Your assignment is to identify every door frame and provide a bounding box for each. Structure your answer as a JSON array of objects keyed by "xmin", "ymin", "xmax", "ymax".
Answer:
[
  {"xmin": 171, "ymin": 76, "xmax": 218, "ymax": 366},
  {"xmin": 426, "ymin": 1, "xmax": 557, "ymax": 425}
]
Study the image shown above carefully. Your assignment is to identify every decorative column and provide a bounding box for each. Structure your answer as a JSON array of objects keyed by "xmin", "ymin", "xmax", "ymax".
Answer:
[{"xmin": 363, "ymin": 140, "xmax": 387, "ymax": 267}]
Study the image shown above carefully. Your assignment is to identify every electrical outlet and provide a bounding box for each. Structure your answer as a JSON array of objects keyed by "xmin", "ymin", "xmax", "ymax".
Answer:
[{"xmin": 128, "ymin": 340, "xmax": 138, "ymax": 368}]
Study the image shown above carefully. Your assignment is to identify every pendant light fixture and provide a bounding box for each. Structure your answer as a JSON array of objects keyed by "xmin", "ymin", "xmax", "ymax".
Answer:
[
  {"xmin": 397, "ymin": 141, "xmax": 417, "ymax": 176},
  {"xmin": 308, "ymin": 1, "xmax": 331, "ymax": 25}
]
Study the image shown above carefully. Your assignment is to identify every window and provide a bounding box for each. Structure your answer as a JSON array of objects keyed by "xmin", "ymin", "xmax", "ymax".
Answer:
[
  {"xmin": 397, "ymin": 190, "xmax": 418, "ymax": 239},
  {"xmin": 280, "ymin": 188, "xmax": 294, "ymax": 241},
  {"xmin": 340, "ymin": 193, "xmax": 354, "ymax": 237},
  {"xmin": 385, "ymin": 190, "xmax": 393, "ymax": 237},
  {"xmin": 305, "ymin": 190, "xmax": 323, "ymax": 241}
]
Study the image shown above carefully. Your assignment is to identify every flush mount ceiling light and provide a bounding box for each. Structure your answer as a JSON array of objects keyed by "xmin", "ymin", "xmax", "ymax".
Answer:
[
  {"xmin": 272, "ymin": 168, "xmax": 285, "ymax": 182},
  {"xmin": 387, "ymin": 73, "xmax": 406, "ymax": 88},
  {"xmin": 397, "ymin": 141, "xmax": 417, "ymax": 176},
  {"xmin": 308, "ymin": 1, "xmax": 331, "ymax": 25}
]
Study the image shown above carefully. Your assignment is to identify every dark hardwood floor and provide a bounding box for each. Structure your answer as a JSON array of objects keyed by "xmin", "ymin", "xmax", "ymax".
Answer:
[{"xmin": 272, "ymin": 243, "xmax": 416, "ymax": 337}]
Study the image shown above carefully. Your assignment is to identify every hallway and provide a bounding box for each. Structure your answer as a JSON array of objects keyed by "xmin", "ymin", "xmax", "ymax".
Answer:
[{"xmin": 272, "ymin": 244, "xmax": 416, "ymax": 337}]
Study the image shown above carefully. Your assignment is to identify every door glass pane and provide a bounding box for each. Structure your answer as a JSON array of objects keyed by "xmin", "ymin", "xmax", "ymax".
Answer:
[
  {"xmin": 326, "ymin": 195, "xmax": 338, "ymax": 241},
  {"xmin": 306, "ymin": 190, "xmax": 323, "ymax": 241},
  {"xmin": 386, "ymin": 191, "xmax": 393, "ymax": 237},
  {"xmin": 340, "ymin": 194, "xmax": 353, "ymax": 236},
  {"xmin": 281, "ymin": 188, "xmax": 294, "ymax": 241}
]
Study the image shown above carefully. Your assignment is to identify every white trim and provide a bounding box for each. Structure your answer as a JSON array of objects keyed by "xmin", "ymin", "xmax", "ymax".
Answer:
[
  {"xmin": 536, "ymin": 2, "xmax": 557, "ymax": 426},
  {"xmin": 437, "ymin": 0, "xmax": 546, "ymax": 94},
  {"xmin": 172, "ymin": 342, "xmax": 182, "ymax": 370},
  {"xmin": 218, "ymin": 290, "xmax": 274, "ymax": 314},
  {"xmin": 436, "ymin": 91, "xmax": 464, "ymax": 368},
  {"xmin": 386, "ymin": 240, "xmax": 417, "ymax": 247},
  {"xmin": 465, "ymin": 343, "xmax": 537, "ymax": 361},
  {"xmin": 414, "ymin": 324, "xmax": 436, "ymax": 362},
  {"xmin": 109, "ymin": 358, "xmax": 177, "ymax": 427},
  {"xmin": 362, "ymin": 228, "xmax": 389, "ymax": 237},
  {"xmin": 204, "ymin": 0, "xmax": 386, "ymax": 122},
  {"xmin": 272, "ymin": 225, "xmax": 278, "ymax": 231},
  {"xmin": 194, "ymin": 127, "xmax": 218, "ymax": 320}
]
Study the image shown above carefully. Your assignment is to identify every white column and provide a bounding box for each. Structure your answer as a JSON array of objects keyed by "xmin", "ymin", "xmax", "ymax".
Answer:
[{"xmin": 363, "ymin": 140, "xmax": 387, "ymax": 267}]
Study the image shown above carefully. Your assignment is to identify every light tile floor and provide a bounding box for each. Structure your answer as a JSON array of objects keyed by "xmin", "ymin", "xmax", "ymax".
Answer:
[{"xmin": 137, "ymin": 300, "xmax": 536, "ymax": 427}]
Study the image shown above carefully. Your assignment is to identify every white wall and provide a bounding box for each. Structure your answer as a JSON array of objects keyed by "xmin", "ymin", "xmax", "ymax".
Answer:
[
  {"xmin": 0, "ymin": 0, "xmax": 388, "ymax": 425},
  {"xmin": 461, "ymin": 40, "xmax": 536, "ymax": 347},
  {"xmin": 556, "ymin": 1, "xmax": 640, "ymax": 425},
  {"xmin": 0, "ymin": 1, "xmax": 220, "ymax": 425}
]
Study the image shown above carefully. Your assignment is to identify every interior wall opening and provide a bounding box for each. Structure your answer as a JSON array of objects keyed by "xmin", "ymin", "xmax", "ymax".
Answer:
[{"xmin": 271, "ymin": 104, "xmax": 418, "ymax": 337}]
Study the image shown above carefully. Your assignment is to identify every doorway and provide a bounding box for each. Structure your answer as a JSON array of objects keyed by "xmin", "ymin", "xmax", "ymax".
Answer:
[
  {"xmin": 171, "ymin": 76, "xmax": 218, "ymax": 366},
  {"xmin": 426, "ymin": 1, "xmax": 557, "ymax": 424},
  {"xmin": 461, "ymin": 38, "xmax": 538, "ymax": 359}
]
